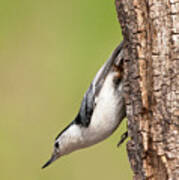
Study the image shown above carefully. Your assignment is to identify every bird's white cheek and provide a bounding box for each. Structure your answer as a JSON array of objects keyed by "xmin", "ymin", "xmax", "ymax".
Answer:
[{"xmin": 60, "ymin": 125, "xmax": 83, "ymax": 155}]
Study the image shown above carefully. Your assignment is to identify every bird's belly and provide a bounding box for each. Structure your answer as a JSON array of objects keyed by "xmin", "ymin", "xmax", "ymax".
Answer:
[
  {"xmin": 84, "ymin": 106, "xmax": 122, "ymax": 145},
  {"xmin": 81, "ymin": 76, "xmax": 124, "ymax": 147}
]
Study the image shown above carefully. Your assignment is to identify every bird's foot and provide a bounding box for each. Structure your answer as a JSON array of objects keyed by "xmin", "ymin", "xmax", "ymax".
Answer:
[{"xmin": 117, "ymin": 131, "xmax": 128, "ymax": 147}]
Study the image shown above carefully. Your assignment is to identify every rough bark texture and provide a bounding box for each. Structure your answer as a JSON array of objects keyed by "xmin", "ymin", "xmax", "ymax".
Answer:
[{"xmin": 115, "ymin": 0, "xmax": 179, "ymax": 179}]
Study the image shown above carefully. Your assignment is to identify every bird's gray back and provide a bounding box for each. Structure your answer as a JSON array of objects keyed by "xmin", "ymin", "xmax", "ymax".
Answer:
[{"xmin": 76, "ymin": 42, "xmax": 124, "ymax": 127}]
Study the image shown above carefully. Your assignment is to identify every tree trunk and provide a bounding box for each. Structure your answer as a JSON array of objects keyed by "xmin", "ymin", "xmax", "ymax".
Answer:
[{"xmin": 115, "ymin": 0, "xmax": 179, "ymax": 179}]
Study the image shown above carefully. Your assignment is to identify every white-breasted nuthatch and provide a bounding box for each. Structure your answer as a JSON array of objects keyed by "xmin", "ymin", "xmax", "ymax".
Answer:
[{"xmin": 42, "ymin": 42, "xmax": 126, "ymax": 169}]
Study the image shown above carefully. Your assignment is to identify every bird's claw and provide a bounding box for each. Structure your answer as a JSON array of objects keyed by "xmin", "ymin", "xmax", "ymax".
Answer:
[{"xmin": 117, "ymin": 131, "xmax": 128, "ymax": 147}]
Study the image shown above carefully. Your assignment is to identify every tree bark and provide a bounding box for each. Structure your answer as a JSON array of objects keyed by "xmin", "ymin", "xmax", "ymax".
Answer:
[{"xmin": 115, "ymin": 0, "xmax": 179, "ymax": 179}]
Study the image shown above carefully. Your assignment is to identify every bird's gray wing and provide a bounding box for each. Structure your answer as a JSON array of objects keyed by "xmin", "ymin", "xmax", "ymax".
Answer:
[{"xmin": 75, "ymin": 42, "xmax": 124, "ymax": 127}]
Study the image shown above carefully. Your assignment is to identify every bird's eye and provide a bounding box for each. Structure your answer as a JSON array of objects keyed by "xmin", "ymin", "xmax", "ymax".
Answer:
[{"xmin": 55, "ymin": 142, "xmax": 59, "ymax": 148}]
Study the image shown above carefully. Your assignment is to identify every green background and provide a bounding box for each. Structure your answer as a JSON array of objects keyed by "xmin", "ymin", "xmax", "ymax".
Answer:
[{"xmin": 0, "ymin": 0, "xmax": 132, "ymax": 179}]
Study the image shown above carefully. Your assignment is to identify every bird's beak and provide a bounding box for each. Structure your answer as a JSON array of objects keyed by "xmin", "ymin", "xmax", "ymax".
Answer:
[{"xmin": 42, "ymin": 153, "xmax": 58, "ymax": 169}]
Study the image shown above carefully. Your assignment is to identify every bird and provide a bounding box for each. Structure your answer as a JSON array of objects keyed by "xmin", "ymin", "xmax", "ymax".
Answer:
[{"xmin": 42, "ymin": 42, "xmax": 126, "ymax": 169}]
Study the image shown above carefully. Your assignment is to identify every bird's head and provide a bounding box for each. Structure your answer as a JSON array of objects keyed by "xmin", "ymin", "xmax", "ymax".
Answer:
[
  {"xmin": 42, "ymin": 123, "xmax": 83, "ymax": 169},
  {"xmin": 42, "ymin": 140, "xmax": 61, "ymax": 169}
]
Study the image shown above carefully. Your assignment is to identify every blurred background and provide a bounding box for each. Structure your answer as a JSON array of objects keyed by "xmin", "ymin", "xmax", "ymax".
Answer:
[{"xmin": 0, "ymin": 0, "xmax": 132, "ymax": 179}]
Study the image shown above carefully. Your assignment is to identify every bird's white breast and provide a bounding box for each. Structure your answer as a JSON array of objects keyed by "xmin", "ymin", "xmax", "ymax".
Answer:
[
  {"xmin": 81, "ymin": 71, "xmax": 124, "ymax": 146},
  {"xmin": 58, "ymin": 71, "xmax": 124, "ymax": 155}
]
